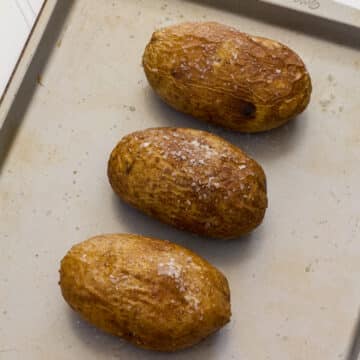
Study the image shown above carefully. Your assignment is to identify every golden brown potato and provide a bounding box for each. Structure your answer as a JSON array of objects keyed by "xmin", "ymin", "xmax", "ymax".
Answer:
[
  {"xmin": 59, "ymin": 234, "xmax": 231, "ymax": 352},
  {"xmin": 108, "ymin": 127, "xmax": 267, "ymax": 238},
  {"xmin": 143, "ymin": 21, "xmax": 312, "ymax": 132}
]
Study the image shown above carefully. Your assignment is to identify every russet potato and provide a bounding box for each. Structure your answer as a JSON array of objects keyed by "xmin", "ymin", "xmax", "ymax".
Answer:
[
  {"xmin": 59, "ymin": 234, "xmax": 231, "ymax": 352},
  {"xmin": 108, "ymin": 127, "xmax": 267, "ymax": 238},
  {"xmin": 143, "ymin": 21, "xmax": 312, "ymax": 132}
]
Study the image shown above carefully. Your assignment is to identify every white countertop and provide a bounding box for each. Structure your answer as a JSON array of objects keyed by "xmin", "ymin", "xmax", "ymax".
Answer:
[{"xmin": 0, "ymin": 0, "xmax": 44, "ymax": 100}]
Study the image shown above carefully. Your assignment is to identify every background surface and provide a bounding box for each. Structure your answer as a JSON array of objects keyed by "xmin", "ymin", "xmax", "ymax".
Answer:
[{"xmin": 0, "ymin": 0, "xmax": 45, "ymax": 99}]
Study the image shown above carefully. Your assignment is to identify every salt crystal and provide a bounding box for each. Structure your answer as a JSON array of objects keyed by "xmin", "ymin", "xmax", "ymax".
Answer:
[
  {"xmin": 109, "ymin": 274, "xmax": 119, "ymax": 284},
  {"xmin": 158, "ymin": 259, "xmax": 182, "ymax": 279},
  {"xmin": 184, "ymin": 294, "xmax": 200, "ymax": 310},
  {"xmin": 239, "ymin": 164, "xmax": 247, "ymax": 170},
  {"xmin": 190, "ymin": 140, "xmax": 200, "ymax": 147}
]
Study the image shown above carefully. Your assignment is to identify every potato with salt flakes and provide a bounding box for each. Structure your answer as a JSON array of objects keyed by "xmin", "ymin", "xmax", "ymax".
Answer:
[
  {"xmin": 143, "ymin": 21, "xmax": 312, "ymax": 133},
  {"xmin": 108, "ymin": 127, "xmax": 267, "ymax": 239},
  {"xmin": 59, "ymin": 234, "xmax": 231, "ymax": 352}
]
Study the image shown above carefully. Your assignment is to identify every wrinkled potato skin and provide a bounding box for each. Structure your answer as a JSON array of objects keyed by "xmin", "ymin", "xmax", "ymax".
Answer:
[
  {"xmin": 59, "ymin": 234, "xmax": 231, "ymax": 352},
  {"xmin": 143, "ymin": 22, "xmax": 312, "ymax": 132},
  {"xmin": 108, "ymin": 127, "xmax": 267, "ymax": 239}
]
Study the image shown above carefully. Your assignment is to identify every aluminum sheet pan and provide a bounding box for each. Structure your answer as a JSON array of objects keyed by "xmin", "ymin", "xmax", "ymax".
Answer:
[{"xmin": 1, "ymin": 1, "xmax": 360, "ymax": 359}]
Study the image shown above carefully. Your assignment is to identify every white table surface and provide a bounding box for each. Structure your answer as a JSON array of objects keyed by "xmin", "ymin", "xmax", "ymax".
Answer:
[{"xmin": 0, "ymin": 0, "xmax": 44, "ymax": 100}]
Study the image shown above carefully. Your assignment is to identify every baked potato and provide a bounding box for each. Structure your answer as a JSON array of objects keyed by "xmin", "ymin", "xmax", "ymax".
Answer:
[
  {"xmin": 59, "ymin": 234, "xmax": 231, "ymax": 352},
  {"xmin": 108, "ymin": 127, "xmax": 267, "ymax": 238},
  {"xmin": 143, "ymin": 21, "xmax": 312, "ymax": 132}
]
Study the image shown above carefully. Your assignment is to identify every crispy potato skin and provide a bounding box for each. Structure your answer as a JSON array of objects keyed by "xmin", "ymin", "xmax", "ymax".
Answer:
[
  {"xmin": 108, "ymin": 127, "xmax": 267, "ymax": 238},
  {"xmin": 143, "ymin": 22, "xmax": 312, "ymax": 132},
  {"xmin": 59, "ymin": 234, "xmax": 231, "ymax": 352}
]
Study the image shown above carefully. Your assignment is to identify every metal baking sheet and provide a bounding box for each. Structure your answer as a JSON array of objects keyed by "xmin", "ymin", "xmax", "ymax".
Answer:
[
  {"xmin": 261, "ymin": 0, "xmax": 360, "ymax": 28},
  {"xmin": 1, "ymin": 1, "xmax": 360, "ymax": 359}
]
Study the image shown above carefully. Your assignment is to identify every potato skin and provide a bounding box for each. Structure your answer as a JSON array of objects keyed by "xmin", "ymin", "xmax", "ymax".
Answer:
[
  {"xmin": 108, "ymin": 127, "xmax": 267, "ymax": 239},
  {"xmin": 59, "ymin": 234, "xmax": 231, "ymax": 352},
  {"xmin": 143, "ymin": 21, "xmax": 312, "ymax": 132}
]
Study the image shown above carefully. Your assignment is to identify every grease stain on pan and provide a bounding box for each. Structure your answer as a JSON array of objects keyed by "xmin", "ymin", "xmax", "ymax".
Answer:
[{"xmin": 9, "ymin": 130, "xmax": 64, "ymax": 169}]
